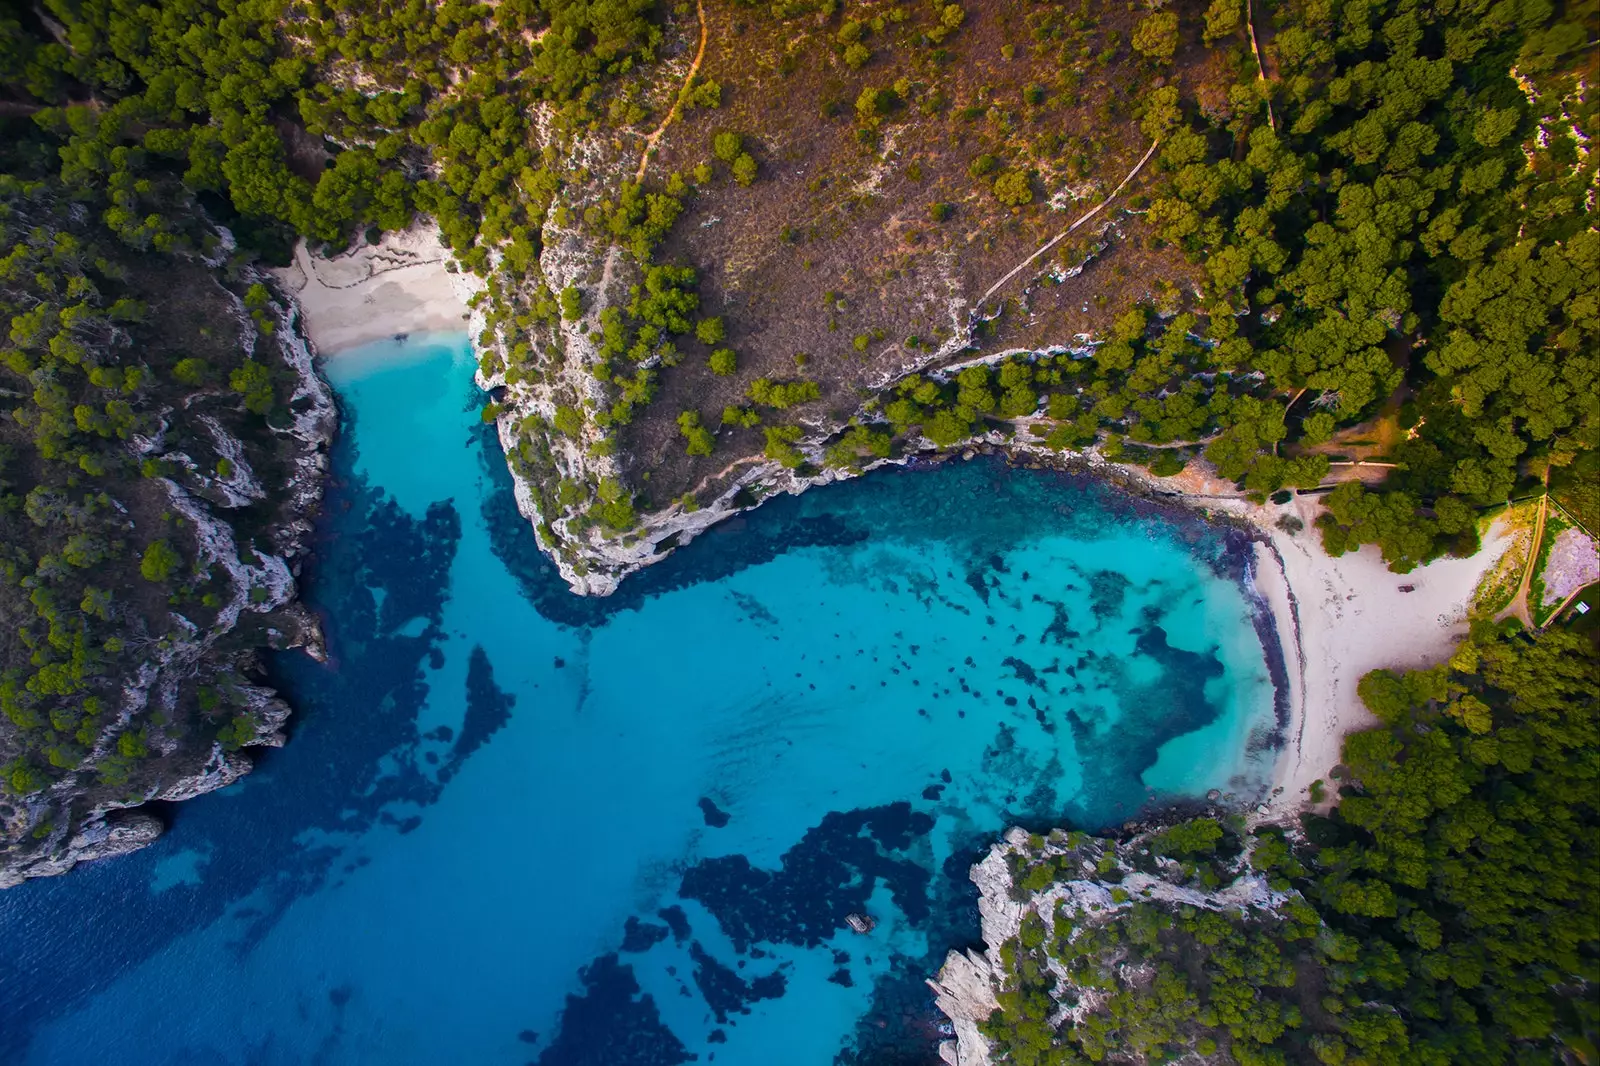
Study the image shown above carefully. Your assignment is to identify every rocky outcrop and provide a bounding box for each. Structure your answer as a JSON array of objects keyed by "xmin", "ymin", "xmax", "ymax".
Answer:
[
  {"xmin": 0, "ymin": 258, "xmax": 335, "ymax": 889},
  {"xmin": 929, "ymin": 826, "xmax": 1294, "ymax": 1066},
  {"xmin": 928, "ymin": 949, "xmax": 1001, "ymax": 1066}
]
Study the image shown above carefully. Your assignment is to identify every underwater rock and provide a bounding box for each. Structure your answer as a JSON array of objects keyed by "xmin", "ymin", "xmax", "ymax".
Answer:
[{"xmin": 846, "ymin": 913, "xmax": 876, "ymax": 934}]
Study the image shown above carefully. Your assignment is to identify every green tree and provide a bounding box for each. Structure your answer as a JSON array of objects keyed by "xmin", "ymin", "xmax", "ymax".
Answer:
[
  {"xmin": 1132, "ymin": 11, "xmax": 1180, "ymax": 62},
  {"xmin": 993, "ymin": 170, "xmax": 1033, "ymax": 206},
  {"xmin": 677, "ymin": 411, "xmax": 714, "ymax": 456},
  {"xmin": 139, "ymin": 539, "xmax": 181, "ymax": 583},
  {"xmin": 712, "ymin": 131, "xmax": 743, "ymax": 164},
  {"xmin": 229, "ymin": 361, "xmax": 274, "ymax": 415},
  {"xmin": 696, "ymin": 317, "xmax": 726, "ymax": 345}
]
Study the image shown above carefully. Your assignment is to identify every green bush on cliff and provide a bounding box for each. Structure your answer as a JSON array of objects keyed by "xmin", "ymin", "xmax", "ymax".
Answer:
[{"xmin": 139, "ymin": 540, "xmax": 182, "ymax": 583}]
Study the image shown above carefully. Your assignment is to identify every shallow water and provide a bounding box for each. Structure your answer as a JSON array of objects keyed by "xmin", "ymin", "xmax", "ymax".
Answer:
[{"xmin": 0, "ymin": 333, "xmax": 1281, "ymax": 1065}]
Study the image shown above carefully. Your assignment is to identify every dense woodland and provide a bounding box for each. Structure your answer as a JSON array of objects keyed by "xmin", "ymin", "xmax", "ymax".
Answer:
[
  {"xmin": 3, "ymin": 0, "xmax": 1593, "ymax": 565},
  {"xmin": 859, "ymin": 0, "xmax": 1597, "ymax": 574},
  {"xmin": 980, "ymin": 625, "xmax": 1598, "ymax": 1065}
]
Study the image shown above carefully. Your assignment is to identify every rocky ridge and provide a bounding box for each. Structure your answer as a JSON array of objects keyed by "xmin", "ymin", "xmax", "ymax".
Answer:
[
  {"xmin": 927, "ymin": 825, "xmax": 1295, "ymax": 1066},
  {"xmin": 0, "ymin": 258, "xmax": 336, "ymax": 888}
]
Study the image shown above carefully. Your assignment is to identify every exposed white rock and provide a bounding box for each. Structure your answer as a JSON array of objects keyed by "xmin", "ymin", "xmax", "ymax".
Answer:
[
  {"xmin": 932, "ymin": 826, "xmax": 1299, "ymax": 1066},
  {"xmin": 1, "ymin": 253, "xmax": 334, "ymax": 889}
]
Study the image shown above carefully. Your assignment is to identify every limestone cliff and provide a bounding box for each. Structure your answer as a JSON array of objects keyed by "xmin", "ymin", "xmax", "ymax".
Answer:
[{"xmin": 929, "ymin": 825, "xmax": 1295, "ymax": 1066}]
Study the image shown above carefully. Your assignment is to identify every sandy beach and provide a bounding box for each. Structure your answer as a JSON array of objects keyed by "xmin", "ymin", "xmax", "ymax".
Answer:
[
  {"xmin": 276, "ymin": 224, "xmax": 1510, "ymax": 819},
  {"xmin": 1247, "ymin": 495, "xmax": 1512, "ymax": 816},
  {"xmin": 272, "ymin": 226, "xmax": 474, "ymax": 356}
]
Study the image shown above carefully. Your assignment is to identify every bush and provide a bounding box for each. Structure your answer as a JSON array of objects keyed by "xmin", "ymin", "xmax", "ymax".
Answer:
[
  {"xmin": 712, "ymin": 131, "xmax": 743, "ymax": 163},
  {"xmin": 172, "ymin": 358, "xmax": 209, "ymax": 385},
  {"xmin": 229, "ymin": 360, "xmax": 274, "ymax": 415},
  {"xmin": 1132, "ymin": 11, "xmax": 1180, "ymax": 62},
  {"xmin": 689, "ymin": 77, "xmax": 721, "ymax": 109},
  {"xmin": 722, "ymin": 405, "xmax": 761, "ymax": 429},
  {"xmin": 843, "ymin": 42, "xmax": 871, "ymax": 69},
  {"xmin": 924, "ymin": 409, "xmax": 973, "ymax": 447},
  {"xmin": 968, "ymin": 154, "xmax": 999, "ymax": 178},
  {"xmin": 764, "ymin": 425, "xmax": 805, "ymax": 469},
  {"xmin": 993, "ymin": 170, "xmax": 1033, "ymax": 205},
  {"xmin": 1149, "ymin": 451, "xmax": 1186, "ymax": 477},
  {"xmin": 929, "ymin": 202, "xmax": 954, "ymax": 222},
  {"xmin": 140, "ymin": 539, "xmax": 181, "ymax": 583},
  {"xmin": 553, "ymin": 405, "xmax": 584, "ymax": 438},
  {"xmin": 731, "ymin": 153, "xmax": 758, "ymax": 186},
  {"xmin": 708, "ymin": 348, "xmax": 737, "ymax": 376},
  {"xmin": 696, "ymin": 317, "xmax": 726, "ymax": 345},
  {"xmin": 748, "ymin": 377, "xmax": 821, "ymax": 409},
  {"xmin": 677, "ymin": 411, "xmax": 714, "ymax": 456}
]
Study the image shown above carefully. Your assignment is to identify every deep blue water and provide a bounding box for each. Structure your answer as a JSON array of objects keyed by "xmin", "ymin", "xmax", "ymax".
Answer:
[{"xmin": 0, "ymin": 334, "xmax": 1283, "ymax": 1065}]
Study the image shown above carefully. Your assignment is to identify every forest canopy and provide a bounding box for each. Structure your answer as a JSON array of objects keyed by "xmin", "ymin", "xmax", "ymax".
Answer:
[{"xmin": 979, "ymin": 624, "xmax": 1598, "ymax": 1066}]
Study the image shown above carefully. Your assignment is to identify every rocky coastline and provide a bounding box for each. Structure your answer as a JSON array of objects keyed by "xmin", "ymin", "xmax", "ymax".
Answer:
[
  {"xmin": 0, "ymin": 258, "xmax": 337, "ymax": 888},
  {"xmin": 927, "ymin": 824, "xmax": 1297, "ymax": 1066}
]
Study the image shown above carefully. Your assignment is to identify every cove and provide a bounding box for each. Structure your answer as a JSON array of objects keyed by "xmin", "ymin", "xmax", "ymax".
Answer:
[{"xmin": 0, "ymin": 333, "xmax": 1282, "ymax": 1066}]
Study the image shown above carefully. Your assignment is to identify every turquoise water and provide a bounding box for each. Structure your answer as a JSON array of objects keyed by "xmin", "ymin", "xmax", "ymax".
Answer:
[{"xmin": 0, "ymin": 333, "xmax": 1282, "ymax": 1065}]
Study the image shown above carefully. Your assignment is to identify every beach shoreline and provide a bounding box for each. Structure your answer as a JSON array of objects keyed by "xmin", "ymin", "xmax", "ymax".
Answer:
[
  {"xmin": 276, "ymin": 227, "xmax": 1511, "ymax": 826},
  {"xmin": 271, "ymin": 226, "xmax": 475, "ymax": 356},
  {"xmin": 1247, "ymin": 497, "xmax": 1512, "ymax": 818}
]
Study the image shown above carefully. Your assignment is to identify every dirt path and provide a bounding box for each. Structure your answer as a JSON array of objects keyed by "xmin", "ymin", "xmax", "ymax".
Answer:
[
  {"xmin": 1501, "ymin": 471, "xmax": 1551, "ymax": 627},
  {"xmin": 977, "ymin": 139, "xmax": 1160, "ymax": 308},
  {"xmin": 635, "ymin": 0, "xmax": 709, "ymax": 184}
]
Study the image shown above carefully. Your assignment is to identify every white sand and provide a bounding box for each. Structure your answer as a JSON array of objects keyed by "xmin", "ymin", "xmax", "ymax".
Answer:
[
  {"xmin": 1249, "ymin": 495, "xmax": 1513, "ymax": 816},
  {"xmin": 266, "ymin": 237, "xmax": 1515, "ymax": 817},
  {"xmin": 272, "ymin": 226, "xmax": 473, "ymax": 356}
]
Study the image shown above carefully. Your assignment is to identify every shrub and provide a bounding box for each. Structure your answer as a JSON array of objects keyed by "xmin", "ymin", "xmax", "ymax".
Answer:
[
  {"xmin": 1202, "ymin": 0, "xmax": 1242, "ymax": 43},
  {"xmin": 1149, "ymin": 451, "xmax": 1186, "ymax": 477},
  {"xmin": 140, "ymin": 539, "xmax": 181, "ymax": 583},
  {"xmin": 1132, "ymin": 11, "xmax": 1180, "ymax": 62},
  {"xmin": 856, "ymin": 86, "xmax": 896, "ymax": 121},
  {"xmin": 764, "ymin": 425, "xmax": 805, "ymax": 469},
  {"xmin": 696, "ymin": 317, "xmax": 726, "ymax": 345},
  {"xmin": 924, "ymin": 409, "xmax": 973, "ymax": 447},
  {"xmin": 722, "ymin": 405, "xmax": 761, "ymax": 428},
  {"xmin": 732, "ymin": 153, "xmax": 758, "ymax": 186},
  {"xmin": 553, "ymin": 405, "xmax": 584, "ymax": 437},
  {"xmin": 229, "ymin": 360, "xmax": 273, "ymax": 414},
  {"xmin": 929, "ymin": 202, "xmax": 954, "ymax": 222},
  {"xmin": 843, "ymin": 42, "xmax": 871, "ymax": 69},
  {"xmin": 712, "ymin": 131, "xmax": 743, "ymax": 163},
  {"xmin": 708, "ymin": 348, "xmax": 737, "ymax": 376},
  {"xmin": 968, "ymin": 154, "xmax": 999, "ymax": 178},
  {"xmin": 993, "ymin": 170, "xmax": 1033, "ymax": 205},
  {"xmin": 748, "ymin": 377, "xmax": 821, "ymax": 409},
  {"xmin": 689, "ymin": 77, "xmax": 721, "ymax": 108},
  {"xmin": 172, "ymin": 358, "xmax": 209, "ymax": 385},
  {"xmin": 677, "ymin": 411, "xmax": 715, "ymax": 456}
]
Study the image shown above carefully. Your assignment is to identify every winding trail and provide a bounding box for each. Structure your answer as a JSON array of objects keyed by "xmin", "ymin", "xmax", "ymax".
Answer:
[
  {"xmin": 635, "ymin": 0, "xmax": 709, "ymax": 184},
  {"xmin": 978, "ymin": 139, "xmax": 1160, "ymax": 308}
]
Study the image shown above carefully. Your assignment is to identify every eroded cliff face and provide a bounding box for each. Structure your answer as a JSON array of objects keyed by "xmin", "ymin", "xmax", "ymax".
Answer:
[
  {"xmin": 929, "ymin": 826, "xmax": 1295, "ymax": 1066},
  {"xmin": 0, "ymin": 259, "xmax": 335, "ymax": 888}
]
